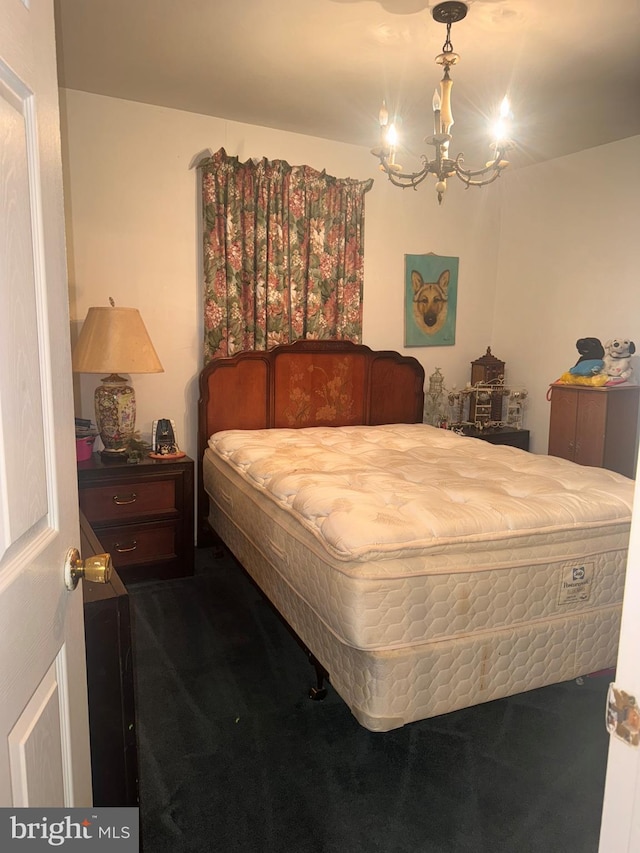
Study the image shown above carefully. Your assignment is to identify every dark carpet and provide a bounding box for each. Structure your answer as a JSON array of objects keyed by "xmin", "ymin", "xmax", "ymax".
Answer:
[{"xmin": 128, "ymin": 547, "xmax": 610, "ymax": 853}]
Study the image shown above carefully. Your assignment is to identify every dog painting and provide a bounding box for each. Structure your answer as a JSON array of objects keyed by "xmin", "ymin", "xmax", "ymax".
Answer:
[
  {"xmin": 405, "ymin": 254, "xmax": 458, "ymax": 347},
  {"xmin": 411, "ymin": 269, "xmax": 449, "ymax": 335}
]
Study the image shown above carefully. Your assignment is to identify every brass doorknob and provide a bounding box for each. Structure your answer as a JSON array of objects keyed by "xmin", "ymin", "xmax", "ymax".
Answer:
[{"xmin": 64, "ymin": 548, "xmax": 113, "ymax": 591}]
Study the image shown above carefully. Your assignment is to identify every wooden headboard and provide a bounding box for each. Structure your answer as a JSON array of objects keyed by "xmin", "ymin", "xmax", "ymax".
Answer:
[{"xmin": 197, "ymin": 340, "xmax": 425, "ymax": 543}]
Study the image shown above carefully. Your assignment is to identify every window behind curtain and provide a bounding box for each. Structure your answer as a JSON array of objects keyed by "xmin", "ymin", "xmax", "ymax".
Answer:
[{"xmin": 200, "ymin": 148, "xmax": 373, "ymax": 362}]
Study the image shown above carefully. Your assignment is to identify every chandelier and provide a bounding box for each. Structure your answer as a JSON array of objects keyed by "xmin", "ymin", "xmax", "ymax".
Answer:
[{"xmin": 371, "ymin": 1, "xmax": 513, "ymax": 204}]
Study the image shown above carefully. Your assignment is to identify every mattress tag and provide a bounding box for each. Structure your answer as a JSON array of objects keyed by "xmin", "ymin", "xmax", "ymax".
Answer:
[{"xmin": 557, "ymin": 562, "xmax": 594, "ymax": 605}]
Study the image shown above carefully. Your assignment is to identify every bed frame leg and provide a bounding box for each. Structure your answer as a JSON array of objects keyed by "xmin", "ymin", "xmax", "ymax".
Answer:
[{"xmin": 308, "ymin": 653, "xmax": 328, "ymax": 701}]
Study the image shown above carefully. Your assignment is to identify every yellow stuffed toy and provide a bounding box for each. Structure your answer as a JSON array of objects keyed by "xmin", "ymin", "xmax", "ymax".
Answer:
[{"xmin": 557, "ymin": 372, "xmax": 608, "ymax": 386}]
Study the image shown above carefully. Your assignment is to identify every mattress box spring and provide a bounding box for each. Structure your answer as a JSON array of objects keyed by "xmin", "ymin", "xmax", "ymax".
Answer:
[
  {"xmin": 208, "ymin": 487, "xmax": 620, "ymax": 731},
  {"xmin": 204, "ymin": 446, "xmax": 627, "ymax": 731}
]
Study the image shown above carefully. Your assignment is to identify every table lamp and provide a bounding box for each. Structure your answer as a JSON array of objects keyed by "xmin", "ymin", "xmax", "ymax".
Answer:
[{"xmin": 72, "ymin": 302, "xmax": 164, "ymax": 459}]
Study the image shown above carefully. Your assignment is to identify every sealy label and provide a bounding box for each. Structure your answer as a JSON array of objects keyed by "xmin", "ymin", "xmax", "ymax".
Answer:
[{"xmin": 557, "ymin": 562, "xmax": 594, "ymax": 605}]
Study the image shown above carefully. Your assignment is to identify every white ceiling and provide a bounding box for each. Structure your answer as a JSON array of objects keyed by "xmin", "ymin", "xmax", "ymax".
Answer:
[{"xmin": 54, "ymin": 0, "xmax": 640, "ymax": 169}]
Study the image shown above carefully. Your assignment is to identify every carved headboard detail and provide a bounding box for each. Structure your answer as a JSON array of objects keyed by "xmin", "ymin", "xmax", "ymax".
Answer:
[{"xmin": 197, "ymin": 340, "xmax": 425, "ymax": 542}]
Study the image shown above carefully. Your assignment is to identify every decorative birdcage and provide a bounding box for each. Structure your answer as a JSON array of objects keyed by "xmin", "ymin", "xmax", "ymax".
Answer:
[
  {"xmin": 445, "ymin": 348, "xmax": 527, "ymax": 430},
  {"xmin": 468, "ymin": 347, "xmax": 505, "ymax": 423}
]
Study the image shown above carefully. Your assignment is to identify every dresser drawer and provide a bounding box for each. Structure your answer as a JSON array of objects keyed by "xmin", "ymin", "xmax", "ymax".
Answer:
[
  {"xmin": 79, "ymin": 478, "xmax": 177, "ymax": 523},
  {"xmin": 95, "ymin": 521, "xmax": 178, "ymax": 568}
]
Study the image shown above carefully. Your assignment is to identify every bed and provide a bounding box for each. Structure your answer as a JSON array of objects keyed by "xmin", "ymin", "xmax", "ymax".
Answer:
[{"xmin": 198, "ymin": 340, "xmax": 632, "ymax": 732}]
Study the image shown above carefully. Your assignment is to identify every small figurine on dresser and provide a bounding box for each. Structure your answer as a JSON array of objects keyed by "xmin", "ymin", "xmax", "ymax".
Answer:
[
  {"xmin": 602, "ymin": 338, "xmax": 636, "ymax": 384},
  {"xmin": 424, "ymin": 367, "xmax": 449, "ymax": 426},
  {"xmin": 506, "ymin": 388, "xmax": 528, "ymax": 430},
  {"xmin": 569, "ymin": 337, "xmax": 605, "ymax": 377},
  {"xmin": 149, "ymin": 418, "xmax": 186, "ymax": 458}
]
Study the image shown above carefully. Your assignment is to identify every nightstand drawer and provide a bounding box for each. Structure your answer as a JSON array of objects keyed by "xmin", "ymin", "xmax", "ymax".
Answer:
[
  {"xmin": 96, "ymin": 521, "xmax": 178, "ymax": 568},
  {"xmin": 77, "ymin": 453, "xmax": 195, "ymax": 583},
  {"xmin": 79, "ymin": 478, "xmax": 177, "ymax": 523}
]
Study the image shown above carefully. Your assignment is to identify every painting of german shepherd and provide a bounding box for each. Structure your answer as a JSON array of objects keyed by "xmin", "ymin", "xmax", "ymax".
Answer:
[
  {"xmin": 404, "ymin": 254, "xmax": 458, "ymax": 347},
  {"xmin": 411, "ymin": 269, "xmax": 449, "ymax": 336}
]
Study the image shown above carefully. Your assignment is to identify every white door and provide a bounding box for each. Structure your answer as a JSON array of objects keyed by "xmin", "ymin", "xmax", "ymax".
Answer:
[
  {"xmin": 599, "ymin": 465, "xmax": 640, "ymax": 850},
  {"xmin": 0, "ymin": 0, "xmax": 92, "ymax": 806}
]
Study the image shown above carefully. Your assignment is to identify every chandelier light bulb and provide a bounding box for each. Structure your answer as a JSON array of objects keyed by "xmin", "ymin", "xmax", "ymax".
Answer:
[
  {"xmin": 491, "ymin": 96, "xmax": 512, "ymax": 145},
  {"xmin": 492, "ymin": 119, "xmax": 508, "ymax": 144},
  {"xmin": 433, "ymin": 89, "xmax": 442, "ymax": 134}
]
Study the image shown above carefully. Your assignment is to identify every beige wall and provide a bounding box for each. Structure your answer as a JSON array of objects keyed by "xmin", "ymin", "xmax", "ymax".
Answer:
[
  {"xmin": 492, "ymin": 135, "xmax": 640, "ymax": 453},
  {"xmin": 61, "ymin": 88, "xmax": 640, "ymax": 464},
  {"xmin": 61, "ymin": 88, "xmax": 500, "ymax": 460}
]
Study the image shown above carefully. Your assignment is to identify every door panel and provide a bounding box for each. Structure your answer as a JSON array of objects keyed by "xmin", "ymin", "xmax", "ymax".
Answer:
[
  {"xmin": 0, "ymin": 68, "xmax": 48, "ymax": 554},
  {"xmin": 548, "ymin": 387, "xmax": 578, "ymax": 461},
  {"xmin": 0, "ymin": 0, "xmax": 91, "ymax": 807},
  {"xmin": 9, "ymin": 659, "xmax": 65, "ymax": 808},
  {"xmin": 575, "ymin": 392, "xmax": 607, "ymax": 468},
  {"xmin": 599, "ymin": 466, "xmax": 640, "ymax": 850}
]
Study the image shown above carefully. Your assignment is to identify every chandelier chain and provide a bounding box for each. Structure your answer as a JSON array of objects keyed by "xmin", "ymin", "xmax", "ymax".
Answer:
[{"xmin": 443, "ymin": 22, "xmax": 454, "ymax": 54}]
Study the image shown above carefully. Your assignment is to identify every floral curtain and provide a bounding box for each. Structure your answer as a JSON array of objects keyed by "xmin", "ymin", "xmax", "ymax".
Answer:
[{"xmin": 200, "ymin": 148, "xmax": 373, "ymax": 361}]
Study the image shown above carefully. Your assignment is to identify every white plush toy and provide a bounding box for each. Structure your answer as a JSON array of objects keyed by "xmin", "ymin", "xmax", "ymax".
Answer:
[{"xmin": 602, "ymin": 338, "xmax": 636, "ymax": 383}]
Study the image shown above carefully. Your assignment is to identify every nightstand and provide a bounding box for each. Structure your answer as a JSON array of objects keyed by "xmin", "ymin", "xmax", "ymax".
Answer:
[
  {"xmin": 460, "ymin": 426, "xmax": 530, "ymax": 451},
  {"xmin": 77, "ymin": 453, "xmax": 195, "ymax": 583}
]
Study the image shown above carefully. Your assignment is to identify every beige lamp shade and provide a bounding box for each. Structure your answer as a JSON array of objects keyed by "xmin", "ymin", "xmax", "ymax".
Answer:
[
  {"xmin": 72, "ymin": 306, "xmax": 164, "ymax": 375},
  {"xmin": 72, "ymin": 305, "xmax": 163, "ymax": 458}
]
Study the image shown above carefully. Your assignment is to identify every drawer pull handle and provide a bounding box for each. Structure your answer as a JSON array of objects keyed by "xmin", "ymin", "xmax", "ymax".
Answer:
[
  {"xmin": 114, "ymin": 541, "xmax": 138, "ymax": 553},
  {"xmin": 113, "ymin": 493, "xmax": 137, "ymax": 506}
]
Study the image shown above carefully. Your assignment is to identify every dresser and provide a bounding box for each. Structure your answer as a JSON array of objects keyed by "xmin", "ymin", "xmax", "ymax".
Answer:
[
  {"xmin": 548, "ymin": 383, "xmax": 640, "ymax": 478},
  {"xmin": 78, "ymin": 453, "xmax": 195, "ymax": 583},
  {"xmin": 80, "ymin": 512, "xmax": 138, "ymax": 807}
]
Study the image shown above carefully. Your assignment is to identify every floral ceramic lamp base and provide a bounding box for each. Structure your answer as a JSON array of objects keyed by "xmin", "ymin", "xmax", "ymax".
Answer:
[{"xmin": 95, "ymin": 373, "xmax": 136, "ymax": 457}]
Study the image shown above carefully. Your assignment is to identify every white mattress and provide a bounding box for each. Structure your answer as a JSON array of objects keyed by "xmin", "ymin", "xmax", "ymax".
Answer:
[{"xmin": 204, "ymin": 423, "xmax": 632, "ymax": 730}]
